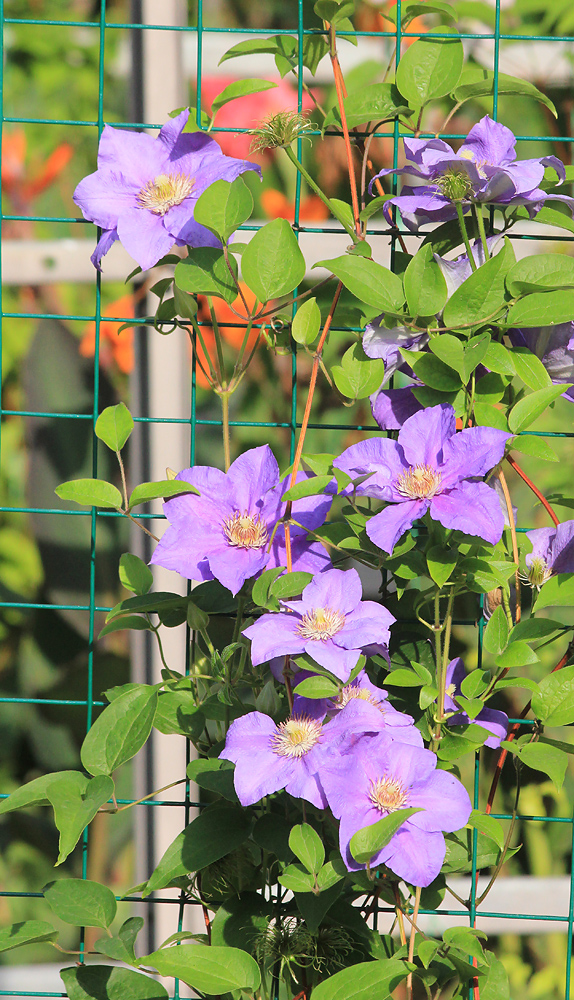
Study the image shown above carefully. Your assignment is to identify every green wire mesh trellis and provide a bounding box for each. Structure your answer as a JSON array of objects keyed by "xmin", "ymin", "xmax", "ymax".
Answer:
[{"xmin": 1, "ymin": 1, "xmax": 574, "ymax": 998}]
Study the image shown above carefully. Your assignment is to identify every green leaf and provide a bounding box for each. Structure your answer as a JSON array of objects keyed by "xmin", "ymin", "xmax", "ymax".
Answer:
[
  {"xmin": 411, "ymin": 352, "xmax": 461, "ymax": 391},
  {"xmin": 144, "ymin": 806, "xmax": 250, "ymax": 894},
  {"xmin": 186, "ymin": 601, "xmax": 209, "ymax": 631},
  {"xmin": 332, "ymin": 341, "xmax": 386, "ymax": 400},
  {"xmin": 193, "ymin": 177, "xmax": 253, "ymax": 244},
  {"xmin": 482, "ymin": 605, "xmax": 509, "ymax": 655},
  {"xmin": 467, "ymin": 810, "xmax": 505, "ymax": 851},
  {"xmin": 81, "ymin": 685, "xmax": 159, "ymax": 776},
  {"xmin": 95, "ymin": 403, "xmax": 134, "ymax": 452},
  {"xmin": 241, "ymin": 218, "xmax": 306, "ymax": 303},
  {"xmin": 495, "ymin": 641, "xmax": 539, "ymax": 669},
  {"xmin": 515, "ymin": 741, "xmax": 568, "ymax": 789},
  {"xmin": 219, "ymin": 37, "xmax": 284, "ymax": 64},
  {"xmin": 443, "ymin": 239, "xmax": 513, "ymax": 329},
  {"xmin": 323, "ymin": 82, "xmax": 411, "ymax": 131},
  {"xmin": 289, "ymin": 823, "xmax": 325, "ymax": 873},
  {"xmin": 482, "ymin": 340, "xmax": 516, "ymax": 376},
  {"xmin": 0, "ymin": 920, "xmax": 58, "ymax": 953},
  {"xmin": 473, "ymin": 402, "xmax": 508, "ymax": 431},
  {"xmin": 534, "ymin": 574, "xmax": 574, "ymax": 611},
  {"xmin": 508, "ymin": 385, "xmax": 569, "ymax": 433},
  {"xmin": 316, "ymin": 858, "xmax": 347, "ymax": 891},
  {"xmin": 512, "ymin": 434, "xmax": 558, "ymax": 462},
  {"xmin": 349, "ymin": 808, "xmax": 422, "ymax": 864},
  {"xmin": 128, "ymin": 479, "xmax": 199, "ymax": 510},
  {"xmin": 426, "ymin": 545, "xmax": 457, "ymax": 587},
  {"xmin": 210, "ymin": 893, "xmax": 271, "ymax": 952},
  {"xmin": 278, "ymin": 864, "xmax": 317, "ymax": 893},
  {"xmin": 292, "ymin": 296, "xmax": 321, "ymax": 345},
  {"xmin": 428, "ymin": 333, "xmax": 464, "ymax": 373},
  {"xmin": 506, "ymin": 254, "xmax": 574, "ymax": 296},
  {"xmin": 55, "ymin": 479, "xmax": 123, "ymax": 509},
  {"xmin": 211, "ymin": 78, "xmax": 277, "ymax": 116},
  {"xmin": 479, "ymin": 954, "xmax": 511, "ymax": 1000},
  {"xmin": 44, "ymin": 879, "xmax": 116, "ymax": 929},
  {"xmin": 271, "ymin": 571, "xmax": 314, "ymax": 599},
  {"xmin": 144, "ymin": 944, "xmax": 260, "ymax": 995},
  {"xmin": 314, "ymin": 0, "xmax": 356, "ymax": 25},
  {"xmin": 61, "ymin": 966, "xmax": 168, "ymax": 1000},
  {"xmin": 510, "ymin": 617, "xmax": 564, "ymax": 642},
  {"xmin": 453, "ymin": 68, "xmax": 556, "ymax": 117},
  {"xmin": 154, "ymin": 690, "xmax": 205, "ymax": 739},
  {"xmin": 50, "ymin": 774, "xmax": 114, "ymax": 865},
  {"xmin": 310, "ymin": 958, "xmax": 409, "ymax": 1000},
  {"xmin": 463, "ymin": 333, "xmax": 491, "ymax": 382},
  {"xmin": 532, "ymin": 664, "xmax": 574, "ymax": 726},
  {"xmin": 94, "ymin": 916, "xmax": 144, "ymax": 964},
  {"xmin": 396, "ymin": 33, "xmax": 464, "ymax": 105},
  {"xmin": 251, "ymin": 566, "xmax": 285, "ymax": 609},
  {"xmin": 404, "ymin": 244, "xmax": 448, "ymax": 317},
  {"xmin": 528, "ymin": 204, "xmax": 574, "ymax": 235},
  {"xmin": 186, "ymin": 759, "xmax": 237, "ymax": 801},
  {"xmin": 173, "ymin": 284, "xmax": 198, "ymax": 320},
  {"xmin": 281, "ymin": 475, "xmax": 333, "ymax": 502},
  {"xmin": 506, "ymin": 290, "xmax": 574, "ymax": 328},
  {"xmin": 106, "ymin": 592, "xmax": 186, "ymax": 622},
  {"xmin": 313, "ymin": 256, "xmax": 405, "ymax": 313},
  {"xmin": 175, "ymin": 248, "xmax": 238, "ymax": 304},
  {"xmin": 294, "ymin": 674, "xmax": 340, "ymax": 699},
  {"xmin": 0, "ymin": 770, "xmax": 85, "ymax": 815},
  {"xmin": 119, "ymin": 553, "xmax": 153, "ymax": 596}
]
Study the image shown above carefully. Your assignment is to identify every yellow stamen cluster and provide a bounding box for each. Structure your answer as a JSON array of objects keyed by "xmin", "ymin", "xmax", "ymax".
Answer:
[
  {"xmin": 223, "ymin": 511, "xmax": 269, "ymax": 549},
  {"xmin": 297, "ymin": 607, "xmax": 346, "ymax": 641},
  {"xmin": 271, "ymin": 717, "xmax": 322, "ymax": 758},
  {"xmin": 395, "ymin": 464, "xmax": 443, "ymax": 500},
  {"xmin": 527, "ymin": 556, "xmax": 552, "ymax": 589},
  {"xmin": 137, "ymin": 172, "xmax": 194, "ymax": 215},
  {"xmin": 436, "ymin": 167, "xmax": 474, "ymax": 203},
  {"xmin": 368, "ymin": 776, "xmax": 408, "ymax": 814},
  {"xmin": 336, "ymin": 685, "xmax": 381, "ymax": 710}
]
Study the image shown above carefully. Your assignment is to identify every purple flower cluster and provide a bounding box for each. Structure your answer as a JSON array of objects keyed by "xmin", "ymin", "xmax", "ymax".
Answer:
[
  {"xmin": 370, "ymin": 115, "xmax": 573, "ymax": 231},
  {"xmin": 151, "ymin": 445, "xmax": 332, "ymax": 595},
  {"xmin": 243, "ymin": 568, "xmax": 394, "ymax": 681},
  {"xmin": 334, "ymin": 404, "xmax": 510, "ymax": 554},
  {"xmin": 73, "ymin": 109, "xmax": 261, "ymax": 270},
  {"xmin": 221, "ymin": 696, "xmax": 471, "ymax": 886}
]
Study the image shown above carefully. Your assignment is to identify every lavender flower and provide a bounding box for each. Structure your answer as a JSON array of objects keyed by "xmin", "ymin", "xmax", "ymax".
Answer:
[
  {"xmin": 243, "ymin": 568, "xmax": 395, "ymax": 682},
  {"xmin": 320, "ymin": 733, "xmax": 472, "ymax": 885},
  {"xmin": 444, "ymin": 658, "xmax": 508, "ymax": 748},
  {"xmin": 369, "ymin": 115, "xmax": 573, "ymax": 230},
  {"xmin": 526, "ymin": 520, "xmax": 574, "ymax": 587},
  {"xmin": 293, "ymin": 669, "xmax": 423, "ymax": 747},
  {"xmin": 220, "ymin": 699, "xmax": 390, "ymax": 808},
  {"xmin": 509, "ymin": 323, "xmax": 574, "ymax": 402},
  {"xmin": 334, "ymin": 404, "xmax": 511, "ymax": 554},
  {"xmin": 150, "ymin": 445, "xmax": 331, "ymax": 596},
  {"xmin": 73, "ymin": 109, "xmax": 261, "ymax": 270}
]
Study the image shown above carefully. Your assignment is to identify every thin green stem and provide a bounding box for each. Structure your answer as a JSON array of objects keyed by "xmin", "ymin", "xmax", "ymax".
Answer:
[
  {"xmin": 100, "ymin": 778, "xmax": 187, "ymax": 814},
  {"xmin": 455, "ymin": 202, "xmax": 477, "ymax": 270},
  {"xmin": 473, "ymin": 204, "xmax": 490, "ymax": 263},
  {"xmin": 283, "ymin": 145, "xmax": 358, "ymax": 241},
  {"xmin": 207, "ymin": 296, "xmax": 226, "ymax": 381},
  {"xmin": 231, "ymin": 316, "xmax": 254, "ymax": 379},
  {"xmin": 186, "ymin": 321, "xmax": 218, "ymax": 385},
  {"xmin": 220, "ymin": 391, "xmax": 231, "ymax": 472},
  {"xmin": 116, "ymin": 449, "xmax": 128, "ymax": 509}
]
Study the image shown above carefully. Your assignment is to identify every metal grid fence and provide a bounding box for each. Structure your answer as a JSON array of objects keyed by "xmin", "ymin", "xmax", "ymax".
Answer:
[{"xmin": 1, "ymin": 0, "xmax": 574, "ymax": 998}]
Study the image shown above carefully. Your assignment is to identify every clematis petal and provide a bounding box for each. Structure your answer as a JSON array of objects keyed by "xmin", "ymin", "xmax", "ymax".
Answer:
[
  {"xmin": 459, "ymin": 115, "xmax": 516, "ymax": 167},
  {"xmin": 430, "ymin": 480, "xmax": 505, "ymax": 544},
  {"xmin": 117, "ymin": 206, "xmax": 176, "ymax": 271},
  {"xmin": 208, "ymin": 544, "xmax": 268, "ymax": 596},
  {"xmin": 335, "ymin": 601, "xmax": 395, "ymax": 649},
  {"xmin": 73, "ymin": 168, "xmax": 138, "ymax": 229},
  {"xmin": 525, "ymin": 527, "xmax": 556, "ymax": 570},
  {"xmin": 226, "ymin": 445, "xmax": 280, "ymax": 513},
  {"xmin": 334, "ymin": 437, "xmax": 407, "ymax": 500},
  {"xmin": 90, "ymin": 227, "xmax": 119, "ymax": 270},
  {"xmin": 440, "ymin": 425, "xmax": 511, "ymax": 487},
  {"xmin": 377, "ymin": 825, "xmax": 446, "ymax": 887},
  {"xmin": 305, "ymin": 640, "xmax": 359, "ymax": 682},
  {"xmin": 398, "ymin": 403, "xmax": 456, "ymax": 467},
  {"xmin": 550, "ymin": 520, "xmax": 574, "ymax": 574},
  {"xmin": 96, "ymin": 124, "xmax": 167, "ymax": 183},
  {"xmin": 243, "ymin": 613, "xmax": 305, "ymax": 666},
  {"xmin": 149, "ymin": 523, "xmax": 213, "ymax": 583},
  {"xmin": 371, "ymin": 386, "xmax": 425, "ymax": 430},
  {"xmin": 366, "ymin": 499, "xmax": 429, "ymax": 555},
  {"xmin": 408, "ymin": 769, "xmax": 472, "ymax": 832},
  {"xmin": 296, "ymin": 567, "xmax": 363, "ymax": 617}
]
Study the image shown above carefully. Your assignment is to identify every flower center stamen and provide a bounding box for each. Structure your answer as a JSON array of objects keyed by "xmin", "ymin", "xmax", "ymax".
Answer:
[
  {"xmin": 137, "ymin": 172, "xmax": 195, "ymax": 215},
  {"xmin": 223, "ymin": 511, "xmax": 269, "ymax": 549},
  {"xmin": 336, "ymin": 685, "xmax": 381, "ymax": 710},
  {"xmin": 528, "ymin": 556, "xmax": 552, "ymax": 589},
  {"xmin": 271, "ymin": 716, "xmax": 323, "ymax": 758},
  {"xmin": 436, "ymin": 168, "xmax": 474, "ymax": 203},
  {"xmin": 395, "ymin": 464, "xmax": 442, "ymax": 500},
  {"xmin": 368, "ymin": 776, "xmax": 408, "ymax": 814},
  {"xmin": 297, "ymin": 607, "xmax": 346, "ymax": 641}
]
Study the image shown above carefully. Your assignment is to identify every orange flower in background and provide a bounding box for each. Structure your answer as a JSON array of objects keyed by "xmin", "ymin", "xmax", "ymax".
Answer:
[
  {"xmin": 2, "ymin": 128, "xmax": 73, "ymax": 209},
  {"xmin": 261, "ymin": 189, "xmax": 330, "ymax": 223},
  {"xmin": 80, "ymin": 293, "xmax": 135, "ymax": 374},
  {"xmin": 359, "ymin": 0, "xmax": 429, "ymax": 39},
  {"xmin": 194, "ymin": 284, "xmax": 261, "ymax": 387}
]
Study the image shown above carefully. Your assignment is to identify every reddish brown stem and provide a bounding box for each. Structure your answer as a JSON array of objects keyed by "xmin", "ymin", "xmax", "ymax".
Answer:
[
  {"xmin": 284, "ymin": 282, "xmax": 343, "ymax": 572},
  {"xmin": 506, "ymin": 453, "xmax": 560, "ymax": 527},
  {"xmin": 328, "ymin": 26, "xmax": 361, "ymax": 235}
]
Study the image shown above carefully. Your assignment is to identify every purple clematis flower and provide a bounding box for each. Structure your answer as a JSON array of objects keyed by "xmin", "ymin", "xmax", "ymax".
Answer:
[
  {"xmin": 320, "ymin": 732, "xmax": 472, "ymax": 884},
  {"xmin": 242, "ymin": 568, "xmax": 395, "ymax": 682},
  {"xmin": 525, "ymin": 520, "xmax": 574, "ymax": 587},
  {"xmin": 509, "ymin": 323, "xmax": 574, "ymax": 402},
  {"xmin": 369, "ymin": 115, "xmax": 573, "ymax": 231},
  {"xmin": 334, "ymin": 404, "xmax": 511, "ymax": 554},
  {"xmin": 292, "ymin": 669, "xmax": 423, "ymax": 747},
  {"xmin": 444, "ymin": 658, "xmax": 508, "ymax": 748},
  {"xmin": 150, "ymin": 445, "xmax": 332, "ymax": 596},
  {"xmin": 73, "ymin": 109, "xmax": 261, "ymax": 271},
  {"xmin": 220, "ymin": 699, "xmax": 391, "ymax": 808}
]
